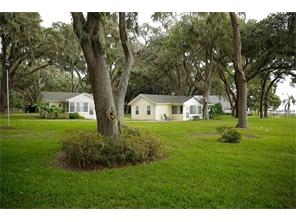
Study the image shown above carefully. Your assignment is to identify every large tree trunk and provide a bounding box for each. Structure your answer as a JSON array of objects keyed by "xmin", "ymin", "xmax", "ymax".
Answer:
[
  {"xmin": 0, "ymin": 73, "xmax": 7, "ymax": 113},
  {"xmin": 0, "ymin": 35, "xmax": 8, "ymax": 113},
  {"xmin": 219, "ymin": 69, "xmax": 237, "ymax": 117},
  {"xmin": 230, "ymin": 12, "xmax": 248, "ymax": 128},
  {"xmin": 114, "ymin": 12, "xmax": 134, "ymax": 128},
  {"xmin": 72, "ymin": 12, "xmax": 119, "ymax": 137},
  {"xmin": 263, "ymin": 99, "xmax": 268, "ymax": 117},
  {"xmin": 202, "ymin": 49, "xmax": 214, "ymax": 120}
]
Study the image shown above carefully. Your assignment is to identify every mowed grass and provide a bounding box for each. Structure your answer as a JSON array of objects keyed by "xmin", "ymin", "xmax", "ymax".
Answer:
[{"xmin": 0, "ymin": 114, "xmax": 295, "ymax": 208}]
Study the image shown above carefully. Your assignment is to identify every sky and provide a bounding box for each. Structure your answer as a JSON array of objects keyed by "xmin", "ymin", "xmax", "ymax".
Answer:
[{"xmin": 40, "ymin": 11, "xmax": 272, "ymax": 27}]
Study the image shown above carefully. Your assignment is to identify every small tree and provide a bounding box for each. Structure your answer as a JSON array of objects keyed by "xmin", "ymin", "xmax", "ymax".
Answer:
[
  {"xmin": 209, "ymin": 103, "xmax": 224, "ymax": 119},
  {"xmin": 283, "ymin": 94, "xmax": 296, "ymax": 117}
]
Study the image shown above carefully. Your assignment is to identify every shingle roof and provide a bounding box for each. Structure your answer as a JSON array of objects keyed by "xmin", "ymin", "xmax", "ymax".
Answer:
[
  {"xmin": 140, "ymin": 94, "xmax": 193, "ymax": 104},
  {"xmin": 208, "ymin": 95, "xmax": 230, "ymax": 109},
  {"xmin": 40, "ymin": 91, "xmax": 82, "ymax": 101},
  {"xmin": 128, "ymin": 94, "xmax": 231, "ymax": 108}
]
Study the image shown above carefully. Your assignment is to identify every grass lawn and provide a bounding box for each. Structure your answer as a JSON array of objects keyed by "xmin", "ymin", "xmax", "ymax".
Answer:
[{"xmin": 0, "ymin": 114, "xmax": 295, "ymax": 208}]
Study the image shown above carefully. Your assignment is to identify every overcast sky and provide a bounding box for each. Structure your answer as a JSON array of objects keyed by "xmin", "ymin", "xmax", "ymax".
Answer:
[{"xmin": 40, "ymin": 11, "xmax": 273, "ymax": 28}]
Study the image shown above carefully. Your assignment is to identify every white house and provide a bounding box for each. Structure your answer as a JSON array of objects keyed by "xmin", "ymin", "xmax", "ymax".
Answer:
[
  {"xmin": 40, "ymin": 91, "xmax": 96, "ymax": 119},
  {"xmin": 128, "ymin": 94, "xmax": 231, "ymax": 121}
]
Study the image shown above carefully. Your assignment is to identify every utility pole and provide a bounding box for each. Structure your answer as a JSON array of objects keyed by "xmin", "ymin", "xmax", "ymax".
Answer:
[{"xmin": 5, "ymin": 56, "xmax": 11, "ymax": 127}]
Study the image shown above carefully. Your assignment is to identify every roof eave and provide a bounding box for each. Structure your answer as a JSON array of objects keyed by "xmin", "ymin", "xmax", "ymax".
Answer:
[{"xmin": 128, "ymin": 94, "xmax": 156, "ymax": 106}]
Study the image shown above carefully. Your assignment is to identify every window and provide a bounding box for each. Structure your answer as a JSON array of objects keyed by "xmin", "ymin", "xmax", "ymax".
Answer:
[
  {"xmin": 147, "ymin": 106, "xmax": 151, "ymax": 115},
  {"xmin": 83, "ymin": 102, "xmax": 88, "ymax": 112},
  {"xmin": 76, "ymin": 102, "xmax": 80, "ymax": 112},
  {"xmin": 190, "ymin": 105, "xmax": 197, "ymax": 114},
  {"xmin": 89, "ymin": 103, "xmax": 94, "ymax": 115},
  {"xmin": 135, "ymin": 106, "xmax": 139, "ymax": 115},
  {"xmin": 172, "ymin": 105, "xmax": 183, "ymax": 114},
  {"xmin": 198, "ymin": 106, "xmax": 202, "ymax": 114},
  {"xmin": 70, "ymin": 102, "xmax": 75, "ymax": 112}
]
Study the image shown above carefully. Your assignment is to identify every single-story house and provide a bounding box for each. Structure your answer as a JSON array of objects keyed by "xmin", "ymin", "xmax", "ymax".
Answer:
[
  {"xmin": 40, "ymin": 91, "xmax": 96, "ymax": 119},
  {"xmin": 128, "ymin": 94, "xmax": 231, "ymax": 121}
]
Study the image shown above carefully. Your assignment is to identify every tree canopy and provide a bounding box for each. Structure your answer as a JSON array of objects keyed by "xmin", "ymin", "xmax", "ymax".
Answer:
[{"xmin": 1, "ymin": 12, "xmax": 295, "ymax": 122}]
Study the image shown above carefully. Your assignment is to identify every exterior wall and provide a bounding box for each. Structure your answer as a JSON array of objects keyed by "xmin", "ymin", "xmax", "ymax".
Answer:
[
  {"xmin": 183, "ymin": 97, "xmax": 203, "ymax": 120},
  {"xmin": 171, "ymin": 114, "xmax": 183, "ymax": 121},
  {"xmin": 67, "ymin": 94, "xmax": 96, "ymax": 119},
  {"xmin": 155, "ymin": 104, "xmax": 172, "ymax": 120},
  {"xmin": 48, "ymin": 101, "xmax": 63, "ymax": 108},
  {"xmin": 130, "ymin": 97, "xmax": 155, "ymax": 120}
]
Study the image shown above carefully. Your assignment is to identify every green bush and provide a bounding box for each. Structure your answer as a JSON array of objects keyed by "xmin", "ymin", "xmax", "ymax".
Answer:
[
  {"xmin": 34, "ymin": 103, "xmax": 63, "ymax": 119},
  {"xmin": 59, "ymin": 112, "xmax": 69, "ymax": 119},
  {"xmin": 69, "ymin": 112, "xmax": 83, "ymax": 119},
  {"xmin": 60, "ymin": 127, "xmax": 164, "ymax": 169},
  {"xmin": 216, "ymin": 126, "xmax": 241, "ymax": 143},
  {"xmin": 61, "ymin": 130, "xmax": 104, "ymax": 168},
  {"xmin": 209, "ymin": 103, "xmax": 224, "ymax": 119},
  {"xmin": 216, "ymin": 126, "xmax": 232, "ymax": 134}
]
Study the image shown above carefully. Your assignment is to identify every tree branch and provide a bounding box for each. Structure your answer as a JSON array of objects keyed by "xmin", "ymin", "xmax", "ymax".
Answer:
[{"xmin": 71, "ymin": 12, "xmax": 86, "ymax": 38}]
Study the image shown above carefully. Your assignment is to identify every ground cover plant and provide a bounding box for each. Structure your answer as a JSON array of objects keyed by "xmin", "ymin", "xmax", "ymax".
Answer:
[
  {"xmin": 0, "ymin": 114, "xmax": 295, "ymax": 208},
  {"xmin": 216, "ymin": 126, "xmax": 242, "ymax": 143}
]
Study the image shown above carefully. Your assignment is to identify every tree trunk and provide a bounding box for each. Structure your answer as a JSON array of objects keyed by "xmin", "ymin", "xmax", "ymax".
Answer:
[
  {"xmin": 259, "ymin": 74, "xmax": 268, "ymax": 118},
  {"xmin": 0, "ymin": 80, "xmax": 7, "ymax": 113},
  {"xmin": 259, "ymin": 95, "xmax": 264, "ymax": 118},
  {"xmin": 0, "ymin": 66, "xmax": 11, "ymax": 114},
  {"xmin": 114, "ymin": 12, "xmax": 134, "ymax": 129},
  {"xmin": 202, "ymin": 49, "xmax": 213, "ymax": 120},
  {"xmin": 230, "ymin": 12, "xmax": 248, "ymax": 128},
  {"xmin": 0, "ymin": 35, "xmax": 8, "ymax": 113},
  {"xmin": 0, "ymin": 66, "xmax": 8, "ymax": 113},
  {"xmin": 72, "ymin": 12, "xmax": 119, "ymax": 138},
  {"xmin": 202, "ymin": 78, "xmax": 211, "ymax": 120},
  {"xmin": 263, "ymin": 99, "xmax": 268, "ymax": 117},
  {"xmin": 261, "ymin": 73, "xmax": 282, "ymax": 118},
  {"xmin": 219, "ymin": 69, "xmax": 237, "ymax": 117}
]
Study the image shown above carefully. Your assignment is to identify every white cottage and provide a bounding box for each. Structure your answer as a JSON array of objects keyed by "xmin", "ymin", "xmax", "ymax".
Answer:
[
  {"xmin": 40, "ymin": 91, "xmax": 96, "ymax": 119},
  {"xmin": 128, "ymin": 94, "xmax": 231, "ymax": 121}
]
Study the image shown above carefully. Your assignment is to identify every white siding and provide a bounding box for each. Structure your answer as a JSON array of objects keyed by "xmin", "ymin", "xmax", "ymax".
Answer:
[
  {"xmin": 130, "ymin": 97, "xmax": 155, "ymax": 120},
  {"xmin": 171, "ymin": 113, "xmax": 183, "ymax": 121},
  {"xmin": 183, "ymin": 97, "xmax": 203, "ymax": 120},
  {"xmin": 67, "ymin": 94, "xmax": 96, "ymax": 119},
  {"xmin": 155, "ymin": 104, "xmax": 171, "ymax": 120},
  {"xmin": 48, "ymin": 102, "xmax": 63, "ymax": 108}
]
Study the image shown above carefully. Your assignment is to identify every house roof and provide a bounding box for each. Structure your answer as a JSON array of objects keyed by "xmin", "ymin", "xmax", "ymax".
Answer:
[
  {"xmin": 128, "ymin": 94, "xmax": 194, "ymax": 105},
  {"xmin": 208, "ymin": 95, "xmax": 230, "ymax": 109},
  {"xmin": 128, "ymin": 94, "xmax": 231, "ymax": 108},
  {"xmin": 40, "ymin": 91, "xmax": 92, "ymax": 102}
]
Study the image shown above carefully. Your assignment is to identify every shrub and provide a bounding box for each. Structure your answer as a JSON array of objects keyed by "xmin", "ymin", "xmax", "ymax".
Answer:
[
  {"xmin": 59, "ymin": 112, "xmax": 69, "ymax": 119},
  {"xmin": 221, "ymin": 128, "xmax": 241, "ymax": 143},
  {"xmin": 34, "ymin": 103, "xmax": 63, "ymax": 119},
  {"xmin": 69, "ymin": 112, "xmax": 83, "ymax": 119},
  {"xmin": 209, "ymin": 103, "xmax": 224, "ymax": 119},
  {"xmin": 216, "ymin": 126, "xmax": 241, "ymax": 143},
  {"xmin": 61, "ymin": 130, "xmax": 102, "ymax": 168},
  {"xmin": 216, "ymin": 126, "xmax": 232, "ymax": 134},
  {"xmin": 60, "ymin": 127, "xmax": 164, "ymax": 169}
]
